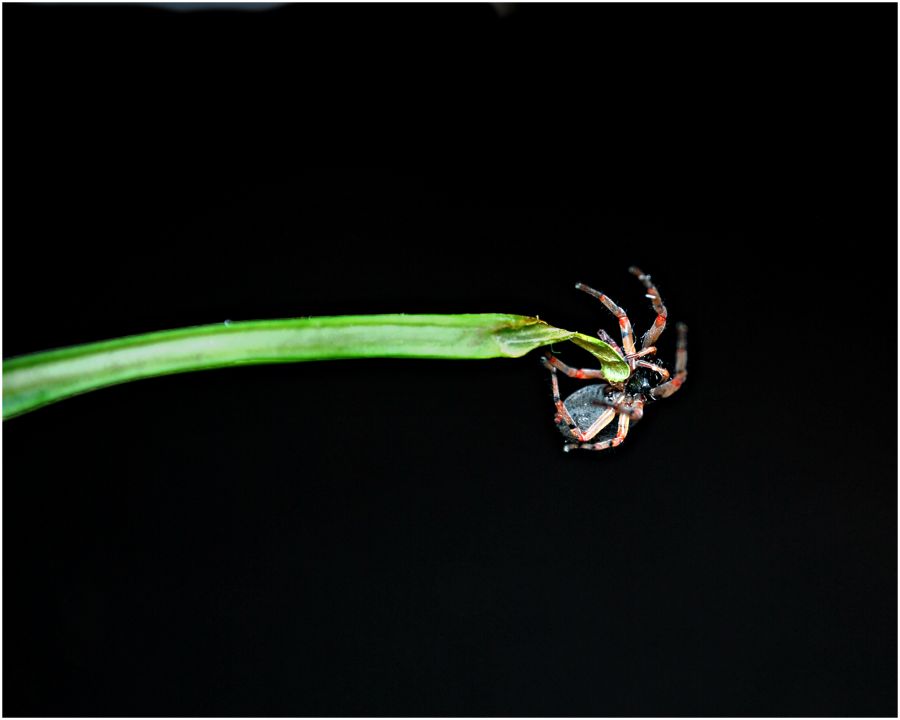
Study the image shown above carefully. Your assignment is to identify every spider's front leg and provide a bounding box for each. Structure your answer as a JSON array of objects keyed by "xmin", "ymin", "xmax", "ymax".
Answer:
[
  {"xmin": 629, "ymin": 265, "xmax": 668, "ymax": 348},
  {"xmin": 596, "ymin": 328, "xmax": 625, "ymax": 358},
  {"xmin": 575, "ymin": 283, "xmax": 637, "ymax": 356},
  {"xmin": 634, "ymin": 359, "xmax": 669, "ymax": 382}
]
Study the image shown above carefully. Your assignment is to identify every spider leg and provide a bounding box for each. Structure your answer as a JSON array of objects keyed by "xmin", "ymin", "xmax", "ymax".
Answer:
[
  {"xmin": 634, "ymin": 359, "xmax": 670, "ymax": 382},
  {"xmin": 541, "ymin": 355, "xmax": 589, "ymax": 441},
  {"xmin": 651, "ymin": 322, "xmax": 688, "ymax": 399},
  {"xmin": 575, "ymin": 283, "xmax": 637, "ymax": 356},
  {"xmin": 541, "ymin": 353, "xmax": 607, "ymax": 381},
  {"xmin": 626, "ymin": 346, "xmax": 657, "ymax": 360},
  {"xmin": 629, "ymin": 266, "xmax": 668, "ymax": 349},
  {"xmin": 565, "ymin": 409, "xmax": 632, "ymax": 452},
  {"xmin": 596, "ymin": 328, "xmax": 625, "ymax": 358},
  {"xmin": 592, "ymin": 395, "xmax": 645, "ymax": 421}
]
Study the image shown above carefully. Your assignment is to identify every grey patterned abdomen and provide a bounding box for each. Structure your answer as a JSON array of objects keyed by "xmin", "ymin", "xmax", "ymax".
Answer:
[{"xmin": 563, "ymin": 384, "xmax": 616, "ymax": 437}]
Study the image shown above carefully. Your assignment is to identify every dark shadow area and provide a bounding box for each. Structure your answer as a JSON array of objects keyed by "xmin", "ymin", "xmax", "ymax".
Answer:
[{"xmin": 3, "ymin": 3, "xmax": 897, "ymax": 716}]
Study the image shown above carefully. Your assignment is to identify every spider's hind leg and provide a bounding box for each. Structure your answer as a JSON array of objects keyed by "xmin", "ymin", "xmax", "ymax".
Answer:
[
  {"xmin": 565, "ymin": 410, "xmax": 631, "ymax": 452},
  {"xmin": 541, "ymin": 354, "xmax": 588, "ymax": 442}
]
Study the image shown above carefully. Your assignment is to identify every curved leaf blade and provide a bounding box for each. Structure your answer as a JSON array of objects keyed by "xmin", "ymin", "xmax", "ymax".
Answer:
[
  {"xmin": 4, "ymin": 313, "xmax": 630, "ymax": 419},
  {"xmin": 3, "ymin": 314, "xmax": 630, "ymax": 419},
  {"xmin": 567, "ymin": 332, "xmax": 631, "ymax": 382}
]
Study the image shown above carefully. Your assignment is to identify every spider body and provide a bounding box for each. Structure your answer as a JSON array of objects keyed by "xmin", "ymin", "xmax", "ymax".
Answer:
[
  {"xmin": 624, "ymin": 365, "xmax": 663, "ymax": 399},
  {"xmin": 557, "ymin": 384, "xmax": 616, "ymax": 441},
  {"xmin": 542, "ymin": 267, "xmax": 688, "ymax": 452}
]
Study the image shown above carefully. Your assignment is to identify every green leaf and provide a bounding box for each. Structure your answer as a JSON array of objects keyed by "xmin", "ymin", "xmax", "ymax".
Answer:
[
  {"xmin": 567, "ymin": 333, "xmax": 632, "ymax": 382},
  {"xmin": 3, "ymin": 314, "xmax": 629, "ymax": 419}
]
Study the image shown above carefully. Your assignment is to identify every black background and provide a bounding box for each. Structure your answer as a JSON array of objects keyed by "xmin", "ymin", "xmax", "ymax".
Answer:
[{"xmin": 3, "ymin": 3, "xmax": 897, "ymax": 716}]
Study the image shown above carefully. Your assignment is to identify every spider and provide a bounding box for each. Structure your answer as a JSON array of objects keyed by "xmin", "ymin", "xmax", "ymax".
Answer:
[{"xmin": 541, "ymin": 266, "xmax": 688, "ymax": 452}]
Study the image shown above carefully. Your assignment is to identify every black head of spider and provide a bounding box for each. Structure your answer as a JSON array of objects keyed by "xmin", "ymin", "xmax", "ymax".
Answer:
[{"xmin": 626, "ymin": 365, "xmax": 663, "ymax": 399}]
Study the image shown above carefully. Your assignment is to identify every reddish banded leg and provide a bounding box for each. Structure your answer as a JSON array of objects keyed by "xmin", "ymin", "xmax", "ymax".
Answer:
[
  {"xmin": 629, "ymin": 266, "xmax": 668, "ymax": 348},
  {"xmin": 596, "ymin": 328, "xmax": 625, "ymax": 358},
  {"xmin": 541, "ymin": 353, "xmax": 607, "ymax": 381},
  {"xmin": 652, "ymin": 323, "xmax": 688, "ymax": 399},
  {"xmin": 635, "ymin": 359, "xmax": 670, "ymax": 382},
  {"xmin": 566, "ymin": 411, "xmax": 631, "ymax": 452},
  {"xmin": 627, "ymin": 346, "xmax": 657, "ymax": 360},
  {"xmin": 541, "ymin": 355, "xmax": 588, "ymax": 441},
  {"xmin": 593, "ymin": 395, "xmax": 645, "ymax": 421},
  {"xmin": 575, "ymin": 283, "xmax": 637, "ymax": 356}
]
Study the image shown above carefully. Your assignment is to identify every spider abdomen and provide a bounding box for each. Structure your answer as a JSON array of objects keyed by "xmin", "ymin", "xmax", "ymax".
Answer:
[{"xmin": 562, "ymin": 384, "xmax": 616, "ymax": 439}]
